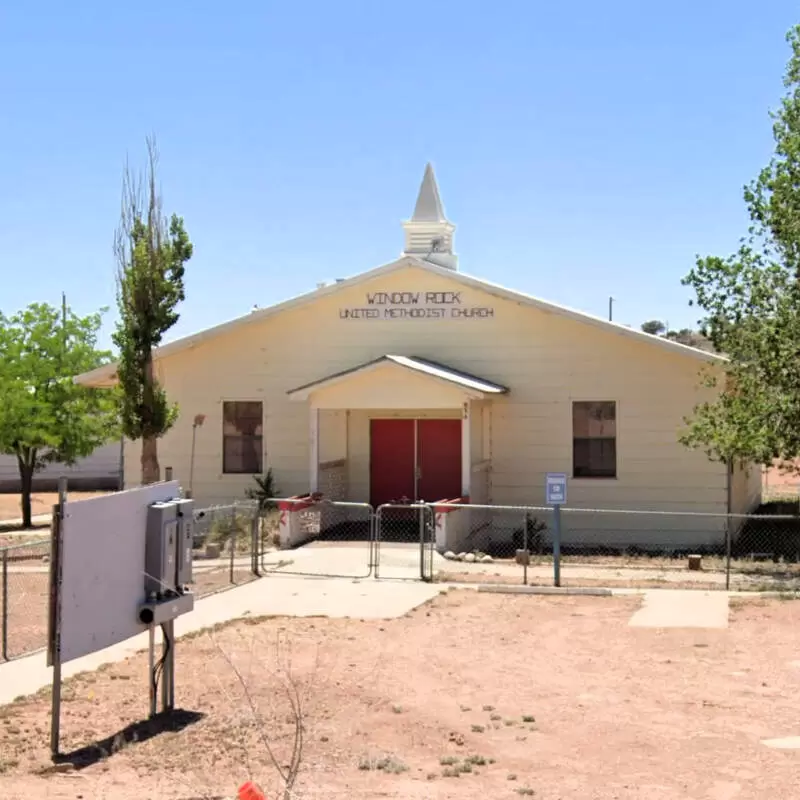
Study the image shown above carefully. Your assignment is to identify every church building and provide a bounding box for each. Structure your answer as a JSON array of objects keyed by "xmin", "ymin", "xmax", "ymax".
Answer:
[{"xmin": 76, "ymin": 165, "xmax": 760, "ymax": 550}]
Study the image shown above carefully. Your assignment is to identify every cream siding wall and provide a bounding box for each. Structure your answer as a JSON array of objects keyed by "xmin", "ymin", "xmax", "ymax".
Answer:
[
  {"xmin": 124, "ymin": 264, "xmax": 728, "ymax": 546},
  {"xmin": 730, "ymin": 461, "xmax": 762, "ymax": 517}
]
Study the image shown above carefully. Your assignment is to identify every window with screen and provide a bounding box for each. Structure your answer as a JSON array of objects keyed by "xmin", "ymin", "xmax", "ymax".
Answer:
[
  {"xmin": 572, "ymin": 401, "xmax": 617, "ymax": 478},
  {"xmin": 222, "ymin": 401, "xmax": 263, "ymax": 474}
]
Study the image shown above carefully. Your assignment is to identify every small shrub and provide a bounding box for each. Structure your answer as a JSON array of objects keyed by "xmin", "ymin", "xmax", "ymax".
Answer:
[
  {"xmin": 459, "ymin": 761, "xmax": 473, "ymax": 773},
  {"xmin": 440, "ymin": 756, "xmax": 459, "ymax": 766},
  {"xmin": 508, "ymin": 774, "xmax": 518, "ymax": 781},
  {"xmin": 521, "ymin": 714, "xmax": 535, "ymax": 723},
  {"xmin": 358, "ymin": 755, "xmax": 409, "ymax": 774},
  {"xmin": 515, "ymin": 788, "xmax": 535, "ymax": 796},
  {"xmin": 207, "ymin": 511, "xmax": 255, "ymax": 552},
  {"xmin": 490, "ymin": 713, "xmax": 502, "ymax": 721},
  {"xmin": 245, "ymin": 468, "xmax": 280, "ymax": 511},
  {"xmin": 482, "ymin": 704, "xmax": 495, "ymax": 712},
  {"xmin": 442, "ymin": 767, "xmax": 461, "ymax": 778},
  {"xmin": 512, "ymin": 515, "xmax": 548, "ymax": 553},
  {"xmin": 466, "ymin": 754, "xmax": 487, "ymax": 766},
  {"xmin": 471, "ymin": 724, "xmax": 485, "ymax": 733}
]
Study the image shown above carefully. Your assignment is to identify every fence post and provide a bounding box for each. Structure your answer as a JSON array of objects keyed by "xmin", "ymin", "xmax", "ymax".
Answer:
[
  {"xmin": 229, "ymin": 505, "xmax": 236, "ymax": 584},
  {"xmin": 725, "ymin": 514, "xmax": 732, "ymax": 592},
  {"xmin": 419, "ymin": 505, "xmax": 426, "ymax": 581},
  {"xmin": 1, "ymin": 549, "xmax": 7, "ymax": 661},
  {"xmin": 251, "ymin": 509, "xmax": 260, "ymax": 577},
  {"xmin": 165, "ymin": 466, "xmax": 173, "ymax": 482},
  {"xmin": 553, "ymin": 506, "xmax": 562, "ymax": 587},
  {"xmin": 522, "ymin": 511, "xmax": 529, "ymax": 586}
]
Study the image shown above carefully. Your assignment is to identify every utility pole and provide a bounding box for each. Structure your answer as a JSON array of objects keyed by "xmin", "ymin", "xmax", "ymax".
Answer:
[{"xmin": 608, "ymin": 296, "xmax": 614, "ymax": 322}]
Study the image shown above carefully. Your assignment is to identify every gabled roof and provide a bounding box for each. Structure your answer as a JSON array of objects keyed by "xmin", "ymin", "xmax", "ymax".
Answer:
[
  {"xmin": 287, "ymin": 355, "xmax": 509, "ymax": 401},
  {"xmin": 74, "ymin": 254, "xmax": 723, "ymax": 387}
]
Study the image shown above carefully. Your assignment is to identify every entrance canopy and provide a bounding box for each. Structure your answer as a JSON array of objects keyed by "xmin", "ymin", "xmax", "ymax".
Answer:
[{"xmin": 287, "ymin": 355, "xmax": 508, "ymax": 409}]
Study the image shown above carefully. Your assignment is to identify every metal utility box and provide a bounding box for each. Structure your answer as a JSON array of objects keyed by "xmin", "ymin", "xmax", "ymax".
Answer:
[
  {"xmin": 144, "ymin": 502, "xmax": 179, "ymax": 598},
  {"xmin": 173, "ymin": 498, "xmax": 195, "ymax": 587}
]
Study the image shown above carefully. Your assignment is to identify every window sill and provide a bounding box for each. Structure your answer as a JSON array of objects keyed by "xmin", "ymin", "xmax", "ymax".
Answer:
[{"xmin": 570, "ymin": 476, "xmax": 618, "ymax": 483}]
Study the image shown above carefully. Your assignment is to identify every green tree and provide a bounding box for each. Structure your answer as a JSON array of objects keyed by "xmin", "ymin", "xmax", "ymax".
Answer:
[
  {"xmin": 641, "ymin": 319, "xmax": 667, "ymax": 336},
  {"xmin": 0, "ymin": 302, "xmax": 117, "ymax": 527},
  {"xmin": 682, "ymin": 25, "xmax": 800, "ymax": 468},
  {"xmin": 112, "ymin": 138, "xmax": 193, "ymax": 484}
]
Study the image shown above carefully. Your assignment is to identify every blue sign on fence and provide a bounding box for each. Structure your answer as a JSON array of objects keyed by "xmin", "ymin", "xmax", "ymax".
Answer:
[{"xmin": 545, "ymin": 472, "xmax": 567, "ymax": 506}]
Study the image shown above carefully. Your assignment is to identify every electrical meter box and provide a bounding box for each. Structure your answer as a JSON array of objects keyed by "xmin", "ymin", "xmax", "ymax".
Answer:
[
  {"xmin": 173, "ymin": 498, "xmax": 195, "ymax": 587},
  {"xmin": 145, "ymin": 502, "xmax": 179, "ymax": 598}
]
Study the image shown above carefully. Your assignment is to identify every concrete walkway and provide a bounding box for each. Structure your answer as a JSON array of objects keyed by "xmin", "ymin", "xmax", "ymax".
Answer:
[
  {"xmin": 0, "ymin": 513, "xmax": 51, "ymax": 528},
  {"xmin": 628, "ymin": 590, "xmax": 730, "ymax": 629},
  {"xmin": 0, "ymin": 575, "xmax": 443, "ymax": 707}
]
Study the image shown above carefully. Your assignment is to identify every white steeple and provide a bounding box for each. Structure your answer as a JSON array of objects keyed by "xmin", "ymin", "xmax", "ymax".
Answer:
[{"xmin": 402, "ymin": 163, "xmax": 458, "ymax": 270}]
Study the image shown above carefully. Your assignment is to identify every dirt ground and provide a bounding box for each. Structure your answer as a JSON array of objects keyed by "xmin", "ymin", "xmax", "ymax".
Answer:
[
  {"xmin": 0, "ymin": 566, "xmax": 258, "ymax": 660},
  {"xmin": 0, "ymin": 491, "xmax": 111, "ymax": 528},
  {"xmin": 763, "ymin": 461, "xmax": 800, "ymax": 496},
  {"xmin": 1, "ymin": 591, "xmax": 799, "ymax": 799}
]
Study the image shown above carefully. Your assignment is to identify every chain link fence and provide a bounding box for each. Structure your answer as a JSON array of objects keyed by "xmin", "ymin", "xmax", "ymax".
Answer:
[
  {"xmin": 187, "ymin": 501, "xmax": 263, "ymax": 595},
  {"xmin": 258, "ymin": 498, "xmax": 374, "ymax": 579},
  {"xmin": 374, "ymin": 503, "xmax": 434, "ymax": 581},
  {"xmin": 1, "ymin": 501, "xmax": 267, "ymax": 662},
  {"xmin": 0, "ymin": 538, "xmax": 52, "ymax": 659},
  {"xmin": 430, "ymin": 502, "xmax": 800, "ymax": 592}
]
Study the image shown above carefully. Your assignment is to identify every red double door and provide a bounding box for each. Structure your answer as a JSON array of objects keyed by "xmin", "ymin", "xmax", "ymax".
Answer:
[{"xmin": 369, "ymin": 418, "xmax": 462, "ymax": 507}]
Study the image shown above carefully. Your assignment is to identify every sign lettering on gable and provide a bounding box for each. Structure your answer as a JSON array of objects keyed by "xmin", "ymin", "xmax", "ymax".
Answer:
[{"xmin": 339, "ymin": 290, "xmax": 494, "ymax": 321}]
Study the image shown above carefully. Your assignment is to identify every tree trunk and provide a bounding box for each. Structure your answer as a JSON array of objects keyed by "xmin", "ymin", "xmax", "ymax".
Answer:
[
  {"xmin": 140, "ymin": 351, "xmax": 160, "ymax": 484},
  {"xmin": 141, "ymin": 435, "xmax": 160, "ymax": 485},
  {"xmin": 16, "ymin": 451, "xmax": 35, "ymax": 529}
]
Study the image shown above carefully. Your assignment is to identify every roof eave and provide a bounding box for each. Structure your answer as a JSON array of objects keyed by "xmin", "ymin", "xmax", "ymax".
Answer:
[{"xmin": 287, "ymin": 356, "xmax": 501, "ymax": 402}]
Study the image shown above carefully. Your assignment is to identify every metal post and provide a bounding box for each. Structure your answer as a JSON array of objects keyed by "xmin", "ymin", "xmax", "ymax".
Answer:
[
  {"xmin": 725, "ymin": 458, "xmax": 733, "ymax": 592},
  {"xmin": 189, "ymin": 425, "xmax": 197, "ymax": 498},
  {"xmin": 229, "ymin": 506, "xmax": 236, "ymax": 584},
  {"xmin": 50, "ymin": 476, "xmax": 68, "ymax": 760},
  {"xmin": 419, "ymin": 506, "xmax": 426, "ymax": 581},
  {"xmin": 167, "ymin": 620, "xmax": 175, "ymax": 710},
  {"xmin": 373, "ymin": 507, "xmax": 381, "ymax": 580},
  {"xmin": 1, "ymin": 549, "xmax": 7, "ymax": 661},
  {"xmin": 148, "ymin": 625, "xmax": 156, "ymax": 718},
  {"xmin": 553, "ymin": 505, "xmax": 562, "ymax": 587},
  {"xmin": 251, "ymin": 511, "xmax": 260, "ymax": 577},
  {"xmin": 522, "ymin": 511, "xmax": 529, "ymax": 586},
  {"xmin": 165, "ymin": 466, "xmax": 173, "ymax": 482},
  {"xmin": 160, "ymin": 624, "xmax": 170, "ymax": 712},
  {"xmin": 725, "ymin": 515, "xmax": 732, "ymax": 592}
]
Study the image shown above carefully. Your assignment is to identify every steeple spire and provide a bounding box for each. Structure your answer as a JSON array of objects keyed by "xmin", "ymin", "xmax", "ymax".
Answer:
[
  {"xmin": 402, "ymin": 163, "xmax": 458, "ymax": 270},
  {"xmin": 412, "ymin": 163, "xmax": 447, "ymax": 222}
]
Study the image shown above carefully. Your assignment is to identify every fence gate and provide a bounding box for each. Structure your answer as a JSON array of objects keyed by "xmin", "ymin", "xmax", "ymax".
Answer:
[
  {"xmin": 259, "ymin": 499, "xmax": 375, "ymax": 579},
  {"xmin": 374, "ymin": 503, "xmax": 435, "ymax": 581}
]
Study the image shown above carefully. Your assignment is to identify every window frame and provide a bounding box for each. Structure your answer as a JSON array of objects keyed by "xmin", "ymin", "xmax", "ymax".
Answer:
[
  {"xmin": 571, "ymin": 400, "xmax": 618, "ymax": 480},
  {"xmin": 221, "ymin": 400, "xmax": 264, "ymax": 476}
]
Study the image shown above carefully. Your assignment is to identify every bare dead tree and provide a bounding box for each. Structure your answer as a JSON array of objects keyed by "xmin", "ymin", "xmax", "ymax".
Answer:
[{"xmin": 209, "ymin": 630, "xmax": 305, "ymax": 800}]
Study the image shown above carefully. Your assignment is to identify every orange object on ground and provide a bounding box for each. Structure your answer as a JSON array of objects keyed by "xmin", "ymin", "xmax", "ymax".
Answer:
[{"xmin": 237, "ymin": 781, "xmax": 265, "ymax": 800}]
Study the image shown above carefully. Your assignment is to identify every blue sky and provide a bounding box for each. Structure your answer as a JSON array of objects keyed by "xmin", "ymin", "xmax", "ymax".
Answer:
[{"xmin": 1, "ymin": 1, "xmax": 797, "ymax": 349}]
